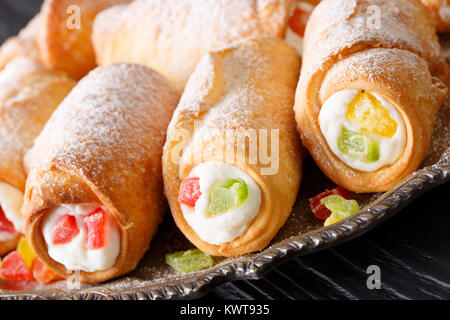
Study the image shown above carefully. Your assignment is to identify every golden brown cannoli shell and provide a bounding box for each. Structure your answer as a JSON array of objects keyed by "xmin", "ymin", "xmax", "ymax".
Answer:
[
  {"xmin": 92, "ymin": 0, "xmax": 295, "ymax": 89},
  {"xmin": 294, "ymin": 0, "xmax": 448, "ymax": 193},
  {"xmin": 0, "ymin": 58, "xmax": 75, "ymax": 255},
  {"xmin": 39, "ymin": 0, "xmax": 131, "ymax": 79},
  {"xmin": 23, "ymin": 63, "xmax": 180, "ymax": 283},
  {"xmin": 0, "ymin": 0, "xmax": 130, "ymax": 79},
  {"xmin": 163, "ymin": 38, "xmax": 302, "ymax": 256},
  {"xmin": 0, "ymin": 14, "xmax": 43, "ymax": 71}
]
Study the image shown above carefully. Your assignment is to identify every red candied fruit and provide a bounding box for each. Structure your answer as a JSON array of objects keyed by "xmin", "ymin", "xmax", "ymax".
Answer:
[
  {"xmin": 53, "ymin": 214, "xmax": 79, "ymax": 244},
  {"xmin": 309, "ymin": 187, "xmax": 351, "ymax": 220},
  {"xmin": 178, "ymin": 177, "xmax": 202, "ymax": 207},
  {"xmin": 0, "ymin": 251, "xmax": 34, "ymax": 281},
  {"xmin": 288, "ymin": 7, "xmax": 312, "ymax": 38},
  {"xmin": 84, "ymin": 208, "xmax": 105, "ymax": 250},
  {"xmin": 0, "ymin": 206, "xmax": 15, "ymax": 233},
  {"xmin": 31, "ymin": 257, "xmax": 63, "ymax": 284}
]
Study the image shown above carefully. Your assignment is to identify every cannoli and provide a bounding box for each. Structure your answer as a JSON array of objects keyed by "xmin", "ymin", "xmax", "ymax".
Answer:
[
  {"xmin": 292, "ymin": 0, "xmax": 450, "ymax": 34},
  {"xmin": 0, "ymin": 58, "xmax": 75, "ymax": 256},
  {"xmin": 23, "ymin": 63, "xmax": 180, "ymax": 283},
  {"xmin": 163, "ymin": 37, "xmax": 302, "ymax": 256},
  {"xmin": 0, "ymin": 14, "xmax": 43, "ymax": 71},
  {"xmin": 0, "ymin": 0, "xmax": 130, "ymax": 79},
  {"xmin": 92, "ymin": 0, "xmax": 311, "ymax": 89},
  {"xmin": 294, "ymin": 0, "xmax": 448, "ymax": 193}
]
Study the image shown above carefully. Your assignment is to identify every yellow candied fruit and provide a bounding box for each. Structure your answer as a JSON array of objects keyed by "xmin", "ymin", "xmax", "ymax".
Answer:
[
  {"xmin": 346, "ymin": 91, "xmax": 398, "ymax": 138},
  {"xmin": 17, "ymin": 236, "xmax": 35, "ymax": 269},
  {"xmin": 324, "ymin": 212, "xmax": 342, "ymax": 227}
]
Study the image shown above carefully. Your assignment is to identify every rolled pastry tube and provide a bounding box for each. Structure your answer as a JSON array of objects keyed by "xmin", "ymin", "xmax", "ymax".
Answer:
[
  {"xmin": 0, "ymin": 58, "xmax": 75, "ymax": 256},
  {"xmin": 163, "ymin": 37, "xmax": 302, "ymax": 256},
  {"xmin": 0, "ymin": 0, "xmax": 130, "ymax": 79},
  {"xmin": 0, "ymin": 14, "xmax": 43, "ymax": 71},
  {"xmin": 294, "ymin": 0, "xmax": 448, "ymax": 193},
  {"xmin": 300, "ymin": 0, "xmax": 450, "ymax": 33},
  {"xmin": 38, "ymin": 0, "xmax": 131, "ymax": 79},
  {"xmin": 23, "ymin": 63, "xmax": 180, "ymax": 283},
  {"xmin": 92, "ymin": 0, "xmax": 311, "ymax": 89}
]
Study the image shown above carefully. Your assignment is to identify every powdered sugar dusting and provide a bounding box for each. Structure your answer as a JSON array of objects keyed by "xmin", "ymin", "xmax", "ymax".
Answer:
[
  {"xmin": 301, "ymin": 0, "xmax": 445, "ymax": 82},
  {"xmin": 0, "ymin": 57, "xmax": 75, "ymax": 189},
  {"xmin": 97, "ymin": 0, "xmax": 291, "ymax": 49},
  {"xmin": 93, "ymin": 0, "xmax": 294, "ymax": 88},
  {"xmin": 25, "ymin": 63, "xmax": 180, "ymax": 190},
  {"xmin": 167, "ymin": 38, "xmax": 300, "ymax": 162}
]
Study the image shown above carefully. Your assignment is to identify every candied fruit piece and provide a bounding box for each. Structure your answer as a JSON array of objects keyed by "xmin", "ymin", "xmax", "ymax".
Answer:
[
  {"xmin": 288, "ymin": 7, "xmax": 311, "ymax": 38},
  {"xmin": 207, "ymin": 187, "xmax": 235, "ymax": 217},
  {"xmin": 338, "ymin": 127, "xmax": 380, "ymax": 163},
  {"xmin": 0, "ymin": 251, "xmax": 33, "ymax": 280},
  {"xmin": 32, "ymin": 257, "xmax": 63, "ymax": 284},
  {"xmin": 178, "ymin": 177, "xmax": 202, "ymax": 207},
  {"xmin": 166, "ymin": 249, "xmax": 214, "ymax": 273},
  {"xmin": 223, "ymin": 179, "xmax": 249, "ymax": 206},
  {"xmin": 207, "ymin": 178, "xmax": 248, "ymax": 217},
  {"xmin": 0, "ymin": 206, "xmax": 15, "ymax": 233},
  {"xmin": 53, "ymin": 214, "xmax": 79, "ymax": 244},
  {"xmin": 17, "ymin": 236, "xmax": 35, "ymax": 269},
  {"xmin": 84, "ymin": 208, "xmax": 106, "ymax": 250},
  {"xmin": 321, "ymin": 195, "xmax": 360, "ymax": 226},
  {"xmin": 309, "ymin": 187, "xmax": 351, "ymax": 220},
  {"xmin": 346, "ymin": 91, "xmax": 398, "ymax": 138}
]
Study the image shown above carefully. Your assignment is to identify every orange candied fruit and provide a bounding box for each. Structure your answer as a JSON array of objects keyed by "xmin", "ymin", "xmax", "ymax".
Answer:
[{"xmin": 288, "ymin": 7, "xmax": 311, "ymax": 38}]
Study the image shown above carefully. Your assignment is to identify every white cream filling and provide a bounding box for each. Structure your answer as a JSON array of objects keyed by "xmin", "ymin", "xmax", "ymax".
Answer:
[
  {"xmin": 0, "ymin": 182, "xmax": 24, "ymax": 242},
  {"xmin": 319, "ymin": 89, "xmax": 406, "ymax": 172},
  {"xmin": 42, "ymin": 204, "xmax": 120, "ymax": 273},
  {"xmin": 180, "ymin": 162, "xmax": 261, "ymax": 245}
]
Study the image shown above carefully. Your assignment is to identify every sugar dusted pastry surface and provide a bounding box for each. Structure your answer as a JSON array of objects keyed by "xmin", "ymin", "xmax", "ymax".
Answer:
[
  {"xmin": 164, "ymin": 37, "xmax": 302, "ymax": 256},
  {"xmin": 93, "ymin": 0, "xmax": 294, "ymax": 88},
  {"xmin": 0, "ymin": 14, "xmax": 42, "ymax": 70},
  {"xmin": 39, "ymin": 0, "xmax": 132, "ymax": 79},
  {"xmin": 169, "ymin": 39, "xmax": 299, "ymax": 155},
  {"xmin": 23, "ymin": 63, "xmax": 180, "ymax": 283},
  {"xmin": 0, "ymin": 57, "xmax": 75, "ymax": 190},
  {"xmin": 96, "ymin": 0, "xmax": 292, "ymax": 49},
  {"xmin": 295, "ymin": 0, "xmax": 448, "ymax": 192},
  {"xmin": 302, "ymin": 0, "xmax": 446, "ymax": 81},
  {"xmin": 25, "ymin": 63, "xmax": 178, "ymax": 185}
]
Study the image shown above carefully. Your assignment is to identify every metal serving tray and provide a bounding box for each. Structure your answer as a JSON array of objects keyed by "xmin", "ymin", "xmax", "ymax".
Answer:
[{"xmin": 1, "ymin": 38, "xmax": 449, "ymax": 301}]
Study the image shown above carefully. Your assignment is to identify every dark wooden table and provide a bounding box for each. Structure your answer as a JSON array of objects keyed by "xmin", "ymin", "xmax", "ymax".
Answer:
[{"xmin": 1, "ymin": 0, "xmax": 449, "ymax": 300}]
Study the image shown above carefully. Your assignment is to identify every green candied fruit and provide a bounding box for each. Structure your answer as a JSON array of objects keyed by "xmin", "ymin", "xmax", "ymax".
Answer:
[
  {"xmin": 207, "ymin": 178, "xmax": 248, "ymax": 217},
  {"xmin": 165, "ymin": 249, "xmax": 214, "ymax": 273},
  {"xmin": 320, "ymin": 195, "xmax": 360, "ymax": 226},
  {"xmin": 337, "ymin": 127, "xmax": 380, "ymax": 163}
]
